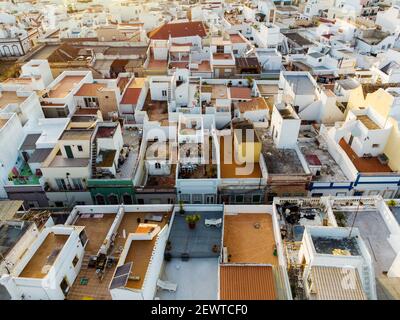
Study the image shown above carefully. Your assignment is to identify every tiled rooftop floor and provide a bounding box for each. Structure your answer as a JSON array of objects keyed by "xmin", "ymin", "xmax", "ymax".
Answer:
[
  {"xmin": 219, "ymin": 136, "xmax": 262, "ymax": 179},
  {"xmin": 339, "ymin": 138, "xmax": 392, "ymax": 173},
  {"xmin": 19, "ymin": 233, "xmax": 68, "ymax": 279},
  {"xmin": 223, "ymin": 213, "xmax": 278, "ymax": 265}
]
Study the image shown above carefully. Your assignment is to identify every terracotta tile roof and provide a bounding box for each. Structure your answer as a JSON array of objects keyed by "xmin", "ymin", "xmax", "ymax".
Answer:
[
  {"xmin": 148, "ymin": 21, "xmax": 207, "ymax": 40},
  {"xmin": 219, "ymin": 265, "xmax": 276, "ymax": 300},
  {"xmin": 309, "ymin": 266, "xmax": 367, "ymax": 300},
  {"xmin": 121, "ymin": 88, "xmax": 142, "ymax": 105},
  {"xmin": 238, "ymin": 97, "xmax": 269, "ymax": 113},
  {"xmin": 75, "ymin": 83, "xmax": 106, "ymax": 97},
  {"xmin": 230, "ymin": 87, "xmax": 252, "ymax": 99}
]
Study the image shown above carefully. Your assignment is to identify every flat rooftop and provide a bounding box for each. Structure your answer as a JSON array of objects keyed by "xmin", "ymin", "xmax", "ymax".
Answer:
[
  {"xmin": 158, "ymin": 258, "xmax": 218, "ymax": 300},
  {"xmin": 339, "ymin": 210, "xmax": 396, "ymax": 277},
  {"xmin": 339, "ymin": 138, "xmax": 392, "ymax": 173},
  {"xmin": 119, "ymin": 212, "xmax": 171, "ymax": 290},
  {"xmin": 298, "ymin": 130, "xmax": 348, "ymax": 182},
  {"xmin": 49, "ymin": 155, "xmax": 90, "ymax": 168},
  {"xmin": 142, "ymin": 92, "xmax": 169, "ymax": 124},
  {"xmin": 211, "ymin": 85, "xmax": 228, "ymax": 99},
  {"xmin": 0, "ymin": 91, "xmax": 27, "ymax": 110},
  {"xmin": 219, "ymin": 135, "xmax": 262, "ymax": 179},
  {"xmin": 311, "ymin": 235, "xmax": 361, "ymax": 256},
  {"xmin": 19, "ymin": 233, "xmax": 69, "ymax": 279},
  {"xmin": 0, "ymin": 221, "xmax": 32, "ymax": 257},
  {"xmin": 167, "ymin": 211, "xmax": 222, "ymax": 259},
  {"xmin": 257, "ymin": 84, "xmax": 279, "ymax": 96},
  {"xmin": 68, "ymin": 211, "xmax": 170, "ymax": 300},
  {"xmin": 357, "ymin": 115, "xmax": 380, "ymax": 130},
  {"xmin": 48, "ymin": 76, "xmax": 85, "ymax": 99},
  {"xmin": 223, "ymin": 213, "xmax": 278, "ymax": 265},
  {"xmin": 284, "ymin": 32, "xmax": 313, "ymax": 47},
  {"xmin": 257, "ymin": 128, "xmax": 306, "ymax": 175},
  {"xmin": 60, "ymin": 129, "xmax": 93, "ymax": 140},
  {"xmin": 283, "ymin": 74, "xmax": 315, "ymax": 95}
]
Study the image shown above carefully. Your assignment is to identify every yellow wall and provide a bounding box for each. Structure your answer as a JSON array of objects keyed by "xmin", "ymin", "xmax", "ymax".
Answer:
[
  {"xmin": 233, "ymin": 132, "xmax": 261, "ymax": 163},
  {"xmin": 347, "ymin": 87, "xmax": 400, "ymax": 171}
]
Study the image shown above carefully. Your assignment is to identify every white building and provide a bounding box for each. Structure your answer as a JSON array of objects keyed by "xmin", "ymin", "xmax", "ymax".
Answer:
[{"xmin": 0, "ymin": 224, "xmax": 85, "ymax": 300}]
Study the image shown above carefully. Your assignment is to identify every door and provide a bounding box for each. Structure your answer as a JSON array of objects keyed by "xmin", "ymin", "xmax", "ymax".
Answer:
[
  {"xmin": 60, "ymin": 277, "xmax": 69, "ymax": 297},
  {"xmin": 205, "ymin": 194, "xmax": 215, "ymax": 204},
  {"xmin": 348, "ymin": 135, "xmax": 354, "ymax": 147},
  {"xmin": 64, "ymin": 146, "xmax": 74, "ymax": 159}
]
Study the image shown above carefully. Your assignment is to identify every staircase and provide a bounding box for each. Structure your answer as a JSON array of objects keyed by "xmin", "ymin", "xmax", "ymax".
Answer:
[{"xmin": 91, "ymin": 142, "xmax": 98, "ymax": 177}]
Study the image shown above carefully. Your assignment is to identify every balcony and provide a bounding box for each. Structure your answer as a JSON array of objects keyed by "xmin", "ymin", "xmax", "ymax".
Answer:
[{"xmin": 8, "ymin": 163, "xmax": 41, "ymax": 186}]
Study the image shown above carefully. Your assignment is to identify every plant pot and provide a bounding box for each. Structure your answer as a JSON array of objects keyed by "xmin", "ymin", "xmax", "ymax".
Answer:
[{"xmin": 188, "ymin": 222, "xmax": 196, "ymax": 229}]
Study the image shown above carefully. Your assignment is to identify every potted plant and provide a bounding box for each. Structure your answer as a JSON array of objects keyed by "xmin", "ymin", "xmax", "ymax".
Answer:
[
  {"xmin": 179, "ymin": 200, "xmax": 185, "ymax": 216},
  {"xmin": 185, "ymin": 214, "xmax": 200, "ymax": 229},
  {"xmin": 387, "ymin": 199, "xmax": 396, "ymax": 207},
  {"xmin": 245, "ymin": 76, "xmax": 254, "ymax": 88}
]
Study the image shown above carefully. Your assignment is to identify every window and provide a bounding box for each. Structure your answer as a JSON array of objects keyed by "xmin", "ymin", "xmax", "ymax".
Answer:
[
  {"xmin": 312, "ymin": 193, "xmax": 323, "ymax": 197},
  {"xmin": 192, "ymin": 194, "xmax": 202, "ymax": 204},
  {"xmin": 180, "ymin": 194, "xmax": 190, "ymax": 203},
  {"xmin": 60, "ymin": 277, "xmax": 69, "ymax": 296},
  {"xmin": 253, "ymin": 195, "xmax": 261, "ymax": 203},
  {"xmin": 72, "ymin": 178, "xmax": 83, "ymax": 190},
  {"xmin": 122, "ymin": 194, "xmax": 133, "ymax": 204},
  {"xmin": 372, "ymin": 144, "xmax": 380, "ymax": 148},
  {"xmin": 72, "ymin": 256, "xmax": 79, "ymax": 267},
  {"xmin": 162, "ymin": 90, "xmax": 167, "ymax": 97},
  {"xmin": 77, "ymin": 145, "xmax": 83, "ymax": 152},
  {"xmin": 108, "ymin": 194, "xmax": 119, "ymax": 205},
  {"xmin": 137, "ymin": 198, "xmax": 144, "ymax": 204},
  {"xmin": 95, "ymin": 194, "xmax": 106, "ymax": 205},
  {"xmin": 235, "ymin": 195, "xmax": 244, "ymax": 203},
  {"xmin": 244, "ymin": 195, "xmax": 252, "ymax": 203},
  {"xmin": 55, "ymin": 178, "xmax": 67, "ymax": 191},
  {"xmin": 155, "ymin": 162, "xmax": 161, "ymax": 169},
  {"xmin": 233, "ymin": 49, "xmax": 238, "ymax": 54}
]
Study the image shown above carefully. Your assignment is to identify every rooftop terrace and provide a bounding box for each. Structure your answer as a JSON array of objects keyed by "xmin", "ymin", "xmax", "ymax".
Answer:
[
  {"xmin": 339, "ymin": 138, "xmax": 392, "ymax": 173},
  {"xmin": 47, "ymin": 76, "xmax": 85, "ymax": 99},
  {"xmin": 357, "ymin": 115, "xmax": 380, "ymax": 130},
  {"xmin": 298, "ymin": 130, "xmax": 348, "ymax": 182},
  {"xmin": 257, "ymin": 128, "xmax": 306, "ymax": 175},
  {"xmin": 223, "ymin": 213, "xmax": 277, "ymax": 265},
  {"xmin": 19, "ymin": 233, "xmax": 69, "ymax": 279},
  {"xmin": 219, "ymin": 135, "xmax": 262, "ymax": 179},
  {"xmin": 0, "ymin": 91, "xmax": 27, "ymax": 110}
]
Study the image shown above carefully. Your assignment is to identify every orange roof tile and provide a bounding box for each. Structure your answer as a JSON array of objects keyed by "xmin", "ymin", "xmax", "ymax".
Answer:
[
  {"xmin": 219, "ymin": 265, "xmax": 276, "ymax": 300},
  {"xmin": 148, "ymin": 21, "xmax": 207, "ymax": 40},
  {"xmin": 121, "ymin": 87, "xmax": 142, "ymax": 105}
]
